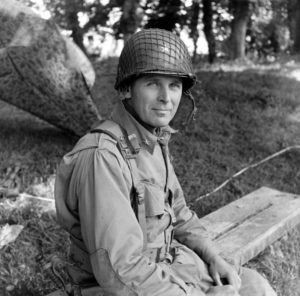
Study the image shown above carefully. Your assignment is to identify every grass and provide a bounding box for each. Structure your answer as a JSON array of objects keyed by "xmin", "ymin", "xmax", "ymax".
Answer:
[{"xmin": 1, "ymin": 56, "xmax": 300, "ymax": 295}]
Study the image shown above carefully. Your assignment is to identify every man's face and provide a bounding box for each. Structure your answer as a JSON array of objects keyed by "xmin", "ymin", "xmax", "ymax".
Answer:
[{"xmin": 127, "ymin": 75, "xmax": 183, "ymax": 127}]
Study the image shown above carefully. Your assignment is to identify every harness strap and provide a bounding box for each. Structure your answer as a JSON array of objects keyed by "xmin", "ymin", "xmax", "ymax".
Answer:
[
  {"xmin": 90, "ymin": 121, "xmax": 147, "ymax": 251},
  {"xmin": 125, "ymin": 156, "xmax": 147, "ymax": 251}
]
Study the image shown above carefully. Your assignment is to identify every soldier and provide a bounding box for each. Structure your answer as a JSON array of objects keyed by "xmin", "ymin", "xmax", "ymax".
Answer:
[{"xmin": 55, "ymin": 28, "xmax": 277, "ymax": 296}]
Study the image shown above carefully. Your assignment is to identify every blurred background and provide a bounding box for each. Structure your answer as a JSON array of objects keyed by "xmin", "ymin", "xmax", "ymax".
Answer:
[{"xmin": 18, "ymin": 0, "xmax": 300, "ymax": 66}]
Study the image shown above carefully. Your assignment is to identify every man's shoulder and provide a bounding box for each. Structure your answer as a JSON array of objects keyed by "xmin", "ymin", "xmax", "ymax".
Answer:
[
  {"xmin": 67, "ymin": 120, "xmax": 124, "ymax": 157},
  {"xmin": 90, "ymin": 119, "xmax": 124, "ymax": 141}
]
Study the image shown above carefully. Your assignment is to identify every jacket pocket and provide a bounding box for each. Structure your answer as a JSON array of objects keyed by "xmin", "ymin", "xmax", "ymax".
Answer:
[
  {"xmin": 143, "ymin": 182, "xmax": 165, "ymax": 217},
  {"xmin": 143, "ymin": 183, "xmax": 170, "ymax": 245}
]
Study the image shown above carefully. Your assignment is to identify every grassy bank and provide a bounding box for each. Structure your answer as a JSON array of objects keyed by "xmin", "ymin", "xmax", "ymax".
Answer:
[{"xmin": 1, "ymin": 57, "xmax": 300, "ymax": 295}]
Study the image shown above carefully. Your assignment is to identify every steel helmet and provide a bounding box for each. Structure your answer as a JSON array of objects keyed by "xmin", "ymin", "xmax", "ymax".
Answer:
[{"xmin": 115, "ymin": 28, "xmax": 197, "ymax": 92}]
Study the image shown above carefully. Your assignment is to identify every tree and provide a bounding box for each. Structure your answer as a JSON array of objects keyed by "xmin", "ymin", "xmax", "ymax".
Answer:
[
  {"xmin": 288, "ymin": 0, "xmax": 300, "ymax": 52},
  {"xmin": 188, "ymin": 0, "xmax": 200, "ymax": 61},
  {"xmin": 293, "ymin": 0, "xmax": 300, "ymax": 52},
  {"xmin": 244, "ymin": 0, "xmax": 290, "ymax": 59},
  {"xmin": 65, "ymin": 0, "xmax": 85, "ymax": 53},
  {"xmin": 228, "ymin": 0, "xmax": 256, "ymax": 60},
  {"xmin": 43, "ymin": 0, "xmax": 112, "ymax": 53},
  {"xmin": 115, "ymin": 0, "xmax": 143, "ymax": 42},
  {"xmin": 144, "ymin": 0, "xmax": 186, "ymax": 32},
  {"xmin": 269, "ymin": 0, "xmax": 290, "ymax": 53},
  {"xmin": 24, "ymin": 0, "xmax": 143, "ymax": 49},
  {"xmin": 202, "ymin": 0, "xmax": 216, "ymax": 63}
]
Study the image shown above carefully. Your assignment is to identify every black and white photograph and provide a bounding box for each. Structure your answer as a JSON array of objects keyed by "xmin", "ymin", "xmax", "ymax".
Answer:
[{"xmin": 1, "ymin": 1, "xmax": 300, "ymax": 295}]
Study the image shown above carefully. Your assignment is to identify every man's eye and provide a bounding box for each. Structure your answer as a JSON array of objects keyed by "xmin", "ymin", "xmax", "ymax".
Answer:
[
  {"xmin": 171, "ymin": 83, "xmax": 181, "ymax": 89},
  {"xmin": 146, "ymin": 81, "xmax": 158, "ymax": 86}
]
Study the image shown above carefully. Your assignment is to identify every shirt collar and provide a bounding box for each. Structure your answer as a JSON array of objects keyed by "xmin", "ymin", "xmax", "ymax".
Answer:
[{"xmin": 110, "ymin": 102, "xmax": 177, "ymax": 153}]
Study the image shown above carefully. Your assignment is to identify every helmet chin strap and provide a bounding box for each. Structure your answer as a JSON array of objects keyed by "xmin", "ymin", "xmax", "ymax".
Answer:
[
  {"xmin": 119, "ymin": 87, "xmax": 131, "ymax": 100},
  {"xmin": 185, "ymin": 90, "xmax": 198, "ymax": 124}
]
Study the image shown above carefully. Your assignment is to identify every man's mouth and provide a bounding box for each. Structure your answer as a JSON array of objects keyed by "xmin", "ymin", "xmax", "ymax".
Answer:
[{"xmin": 153, "ymin": 108, "xmax": 171, "ymax": 112}]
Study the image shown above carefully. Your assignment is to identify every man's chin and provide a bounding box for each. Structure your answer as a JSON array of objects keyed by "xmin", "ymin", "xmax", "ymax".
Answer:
[{"xmin": 151, "ymin": 118, "xmax": 172, "ymax": 127}]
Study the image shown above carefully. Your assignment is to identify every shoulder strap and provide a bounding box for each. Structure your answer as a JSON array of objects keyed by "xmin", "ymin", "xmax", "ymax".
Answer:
[{"xmin": 90, "ymin": 120, "xmax": 147, "ymax": 250}]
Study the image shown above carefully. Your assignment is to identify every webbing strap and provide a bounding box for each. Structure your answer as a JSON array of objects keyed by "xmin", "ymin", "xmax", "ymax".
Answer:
[
  {"xmin": 90, "ymin": 122, "xmax": 147, "ymax": 251},
  {"xmin": 91, "ymin": 128, "xmax": 121, "ymax": 144},
  {"xmin": 126, "ymin": 157, "xmax": 147, "ymax": 251}
]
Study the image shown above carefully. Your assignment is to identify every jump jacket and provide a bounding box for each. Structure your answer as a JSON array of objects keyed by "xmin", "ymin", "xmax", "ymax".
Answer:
[{"xmin": 55, "ymin": 102, "xmax": 220, "ymax": 296}]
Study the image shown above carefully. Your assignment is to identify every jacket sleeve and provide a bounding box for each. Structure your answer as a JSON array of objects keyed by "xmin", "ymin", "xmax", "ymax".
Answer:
[
  {"xmin": 73, "ymin": 137, "xmax": 201, "ymax": 296},
  {"xmin": 171, "ymin": 169, "xmax": 220, "ymax": 264}
]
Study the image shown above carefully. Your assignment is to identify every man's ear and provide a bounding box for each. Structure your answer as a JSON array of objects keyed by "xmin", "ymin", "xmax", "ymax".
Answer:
[
  {"xmin": 124, "ymin": 88, "xmax": 131, "ymax": 99},
  {"xmin": 120, "ymin": 87, "xmax": 131, "ymax": 100}
]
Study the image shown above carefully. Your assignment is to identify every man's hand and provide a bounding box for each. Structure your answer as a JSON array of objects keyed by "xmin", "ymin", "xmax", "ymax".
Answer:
[
  {"xmin": 206, "ymin": 285, "xmax": 240, "ymax": 296},
  {"xmin": 207, "ymin": 255, "xmax": 241, "ymax": 291}
]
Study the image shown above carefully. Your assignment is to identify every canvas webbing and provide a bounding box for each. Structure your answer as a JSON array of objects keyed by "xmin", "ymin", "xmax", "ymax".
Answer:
[{"xmin": 90, "ymin": 120, "xmax": 147, "ymax": 250}]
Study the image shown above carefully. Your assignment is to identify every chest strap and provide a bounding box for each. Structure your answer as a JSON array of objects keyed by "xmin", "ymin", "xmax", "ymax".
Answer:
[{"xmin": 90, "ymin": 120, "xmax": 147, "ymax": 250}]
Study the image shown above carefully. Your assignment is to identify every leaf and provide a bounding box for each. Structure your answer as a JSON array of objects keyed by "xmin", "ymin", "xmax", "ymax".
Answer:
[{"xmin": 0, "ymin": 223, "xmax": 24, "ymax": 249}]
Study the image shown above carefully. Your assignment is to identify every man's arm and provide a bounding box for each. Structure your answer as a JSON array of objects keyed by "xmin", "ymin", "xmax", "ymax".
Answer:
[
  {"xmin": 171, "ymin": 173, "xmax": 220, "ymax": 263},
  {"xmin": 171, "ymin": 174, "xmax": 241, "ymax": 291}
]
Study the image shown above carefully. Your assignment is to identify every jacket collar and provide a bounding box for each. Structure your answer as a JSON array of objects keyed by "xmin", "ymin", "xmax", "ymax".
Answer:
[{"xmin": 110, "ymin": 102, "xmax": 177, "ymax": 153}]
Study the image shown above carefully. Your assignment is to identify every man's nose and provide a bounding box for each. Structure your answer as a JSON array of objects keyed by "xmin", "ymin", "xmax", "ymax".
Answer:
[{"xmin": 158, "ymin": 85, "xmax": 171, "ymax": 103}]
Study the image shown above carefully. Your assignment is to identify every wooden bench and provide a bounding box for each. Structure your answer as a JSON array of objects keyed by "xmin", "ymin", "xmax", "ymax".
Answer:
[{"xmin": 199, "ymin": 186, "xmax": 300, "ymax": 266}]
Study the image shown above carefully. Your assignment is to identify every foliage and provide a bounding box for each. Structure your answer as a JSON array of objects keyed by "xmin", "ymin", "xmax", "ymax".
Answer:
[
  {"xmin": 113, "ymin": 0, "xmax": 143, "ymax": 41},
  {"xmin": 246, "ymin": 0, "xmax": 291, "ymax": 59},
  {"xmin": 16, "ymin": 0, "xmax": 300, "ymax": 61},
  {"xmin": 143, "ymin": 0, "xmax": 186, "ymax": 31},
  {"xmin": 42, "ymin": 0, "xmax": 111, "ymax": 31}
]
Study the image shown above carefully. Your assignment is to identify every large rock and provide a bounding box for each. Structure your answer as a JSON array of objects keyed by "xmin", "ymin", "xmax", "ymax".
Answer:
[{"xmin": 0, "ymin": 0, "xmax": 101, "ymax": 136}]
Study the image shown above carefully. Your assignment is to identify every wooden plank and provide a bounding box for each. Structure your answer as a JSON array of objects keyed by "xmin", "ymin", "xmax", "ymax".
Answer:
[
  {"xmin": 199, "ymin": 187, "xmax": 300, "ymax": 265},
  {"xmin": 199, "ymin": 187, "xmax": 296, "ymax": 239}
]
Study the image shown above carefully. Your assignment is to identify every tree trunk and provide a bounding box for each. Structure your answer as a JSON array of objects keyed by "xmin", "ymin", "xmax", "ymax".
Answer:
[
  {"xmin": 119, "ymin": 0, "xmax": 141, "ymax": 43},
  {"xmin": 287, "ymin": 0, "xmax": 297, "ymax": 44},
  {"xmin": 189, "ymin": 0, "xmax": 200, "ymax": 61},
  {"xmin": 66, "ymin": 0, "xmax": 86, "ymax": 54},
  {"xmin": 293, "ymin": 0, "xmax": 300, "ymax": 52},
  {"xmin": 229, "ymin": 0, "xmax": 254, "ymax": 60},
  {"xmin": 202, "ymin": 0, "xmax": 216, "ymax": 63}
]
